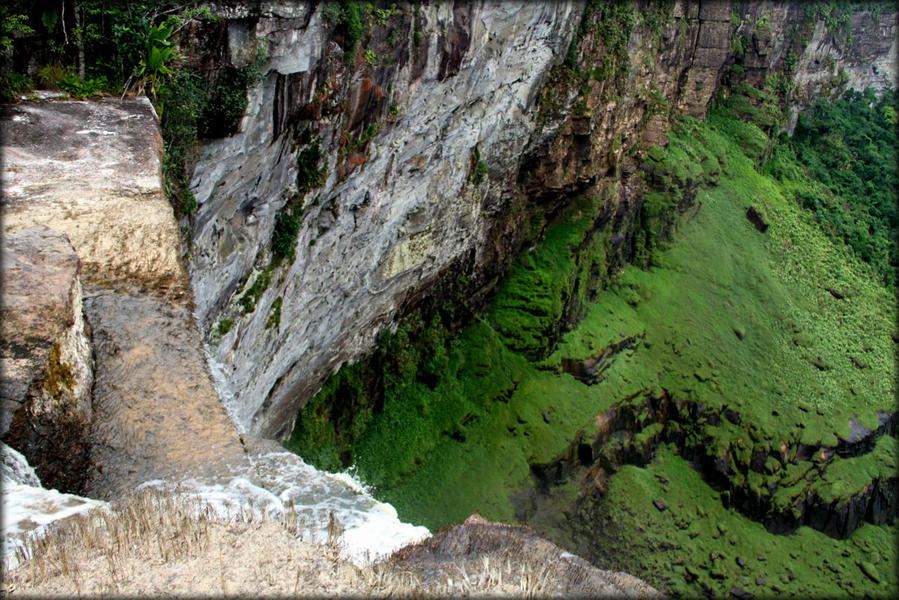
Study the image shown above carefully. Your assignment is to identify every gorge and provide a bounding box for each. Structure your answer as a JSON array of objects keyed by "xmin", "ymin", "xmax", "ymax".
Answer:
[{"xmin": 1, "ymin": 0, "xmax": 897, "ymax": 597}]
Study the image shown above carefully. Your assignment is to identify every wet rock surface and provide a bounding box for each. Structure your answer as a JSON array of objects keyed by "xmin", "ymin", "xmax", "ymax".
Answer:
[
  {"xmin": 0, "ymin": 226, "xmax": 92, "ymax": 492},
  {"xmin": 83, "ymin": 291, "xmax": 249, "ymax": 498},
  {"xmin": 1, "ymin": 98, "xmax": 187, "ymax": 297}
]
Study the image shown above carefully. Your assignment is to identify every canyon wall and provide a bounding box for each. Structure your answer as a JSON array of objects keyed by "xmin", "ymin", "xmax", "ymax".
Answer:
[{"xmin": 186, "ymin": 0, "xmax": 897, "ymax": 438}]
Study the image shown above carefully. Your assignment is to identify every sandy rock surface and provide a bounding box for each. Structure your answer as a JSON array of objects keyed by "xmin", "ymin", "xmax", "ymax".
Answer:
[{"xmin": 1, "ymin": 98, "xmax": 187, "ymax": 296}]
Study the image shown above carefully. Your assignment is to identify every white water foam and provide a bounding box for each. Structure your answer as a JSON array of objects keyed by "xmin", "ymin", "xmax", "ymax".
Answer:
[
  {"xmin": 3, "ymin": 351, "xmax": 429, "ymax": 571},
  {"xmin": 203, "ymin": 346, "xmax": 430, "ymax": 563},
  {"xmin": 139, "ymin": 449, "xmax": 429, "ymax": 564},
  {"xmin": 1, "ymin": 443, "xmax": 106, "ymax": 570}
]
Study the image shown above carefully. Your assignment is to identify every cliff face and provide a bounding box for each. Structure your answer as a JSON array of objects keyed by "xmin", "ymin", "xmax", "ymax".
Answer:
[{"xmin": 186, "ymin": 0, "xmax": 896, "ymax": 438}]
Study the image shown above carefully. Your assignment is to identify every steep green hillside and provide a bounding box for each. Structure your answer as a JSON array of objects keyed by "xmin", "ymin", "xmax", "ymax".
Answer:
[{"xmin": 290, "ymin": 96, "xmax": 897, "ymax": 597}]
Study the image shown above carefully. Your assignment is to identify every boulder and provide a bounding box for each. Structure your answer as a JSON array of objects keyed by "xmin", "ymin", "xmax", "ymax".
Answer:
[{"xmin": 1, "ymin": 225, "xmax": 93, "ymax": 492}]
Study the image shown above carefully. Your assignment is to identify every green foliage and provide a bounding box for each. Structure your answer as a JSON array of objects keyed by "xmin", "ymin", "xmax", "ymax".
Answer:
[
  {"xmin": 287, "ymin": 311, "xmax": 455, "ymax": 474},
  {"xmin": 601, "ymin": 446, "xmax": 897, "ymax": 598},
  {"xmin": 334, "ymin": 0, "xmax": 364, "ymax": 63},
  {"xmin": 58, "ymin": 73, "xmax": 108, "ymax": 98},
  {"xmin": 373, "ymin": 5, "xmax": 399, "ymax": 26},
  {"xmin": 730, "ymin": 33, "xmax": 749, "ymax": 57},
  {"xmin": 0, "ymin": 6, "xmax": 33, "ymax": 101},
  {"xmin": 158, "ymin": 70, "xmax": 207, "ymax": 218},
  {"xmin": 297, "ymin": 139, "xmax": 328, "ymax": 192},
  {"xmin": 592, "ymin": 0, "xmax": 635, "ymax": 82},
  {"xmin": 238, "ymin": 268, "xmax": 272, "ymax": 314},
  {"xmin": 266, "ymin": 297, "xmax": 283, "ymax": 330},
  {"xmin": 470, "ymin": 144, "xmax": 488, "ymax": 184},
  {"xmin": 135, "ymin": 20, "xmax": 178, "ymax": 108},
  {"xmin": 638, "ymin": 0, "xmax": 673, "ymax": 46},
  {"xmin": 269, "ymin": 139, "xmax": 327, "ymax": 265},
  {"xmin": 0, "ymin": 71, "xmax": 31, "ymax": 101},
  {"xmin": 197, "ymin": 66, "xmax": 251, "ymax": 138},
  {"xmin": 216, "ymin": 318, "xmax": 235, "ymax": 336},
  {"xmin": 716, "ymin": 81, "xmax": 784, "ymax": 132},
  {"xmin": 635, "ymin": 117, "xmax": 722, "ymax": 265},
  {"xmin": 347, "ymin": 122, "xmax": 379, "ymax": 153},
  {"xmin": 488, "ymin": 194, "xmax": 612, "ymax": 359},
  {"xmin": 541, "ymin": 0, "xmax": 635, "ymax": 118},
  {"xmin": 271, "ymin": 201, "xmax": 303, "ymax": 264},
  {"xmin": 804, "ymin": 1, "xmax": 854, "ymax": 47},
  {"xmin": 0, "ymin": 7, "xmax": 31, "ymax": 50},
  {"xmin": 770, "ymin": 88, "xmax": 898, "ymax": 282},
  {"xmin": 473, "ymin": 159, "xmax": 488, "ymax": 184}
]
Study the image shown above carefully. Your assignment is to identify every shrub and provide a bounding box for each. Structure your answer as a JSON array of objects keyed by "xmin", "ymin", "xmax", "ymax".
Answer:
[
  {"xmin": 266, "ymin": 297, "xmax": 283, "ymax": 330},
  {"xmin": 216, "ymin": 318, "xmax": 235, "ymax": 336},
  {"xmin": 474, "ymin": 159, "xmax": 488, "ymax": 184}
]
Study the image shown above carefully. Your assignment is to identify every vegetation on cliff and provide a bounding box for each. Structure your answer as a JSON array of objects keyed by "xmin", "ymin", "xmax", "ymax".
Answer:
[
  {"xmin": 291, "ymin": 91, "xmax": 897, "ymax": 597},
  {"xmin": 779, "ymin": 88, "xmax": 898, "ymax": 282}
]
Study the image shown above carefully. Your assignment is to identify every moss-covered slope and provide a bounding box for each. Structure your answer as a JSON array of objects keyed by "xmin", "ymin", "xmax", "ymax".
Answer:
[{"xmin": 289, "ymin": 100, "xmax": 897, "ymax": 597}]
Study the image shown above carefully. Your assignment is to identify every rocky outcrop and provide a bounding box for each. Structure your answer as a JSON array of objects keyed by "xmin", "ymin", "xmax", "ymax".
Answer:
[
  {"xmin": 1, "ymin": 98, "xmax": 187, "ymax": 297},
  {"xmin": 184, "ymin": 1, "xmax": 895, "ymax": 441},
  {"xmin": 1, "ymin": 97, "xmax": 250, "ymax": 498},
  {"xmin": 190, "ymin": 1, "xmax": 583, "ymax": 436},
  {"xmin": 517, "ymin": 389, "xmax": 898, "ymax": 541},
  {"xmin": 0, "ymin": 226, "xmax": 92, "ymax": 493},
  {"xmin": 391, "ymin": 514, "xmax": 662, "ymax": 597}
]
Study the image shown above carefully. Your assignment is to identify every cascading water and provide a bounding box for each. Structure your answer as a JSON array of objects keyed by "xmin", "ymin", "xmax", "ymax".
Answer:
[
  {"xmin": 1, "ymin": 443, "xmax": 106, "ymax": 570},
  {"xmin": 193, "ymin": 350, "xmax": 431, "ymax": 563}
]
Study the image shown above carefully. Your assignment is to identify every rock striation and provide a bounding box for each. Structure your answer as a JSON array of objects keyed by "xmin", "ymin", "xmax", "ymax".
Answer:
[{"xmin": 185, "ymin": 1, "xmax": 896, "ymax": 440}]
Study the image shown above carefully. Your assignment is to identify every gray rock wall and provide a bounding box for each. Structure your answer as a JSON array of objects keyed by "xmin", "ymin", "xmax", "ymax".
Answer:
[
  {"xmin": 187, "ymin": 0, "xmax": 896, "ymax": 439},
  {"xmin": 191, "ymin": 1, "xmax": 582, "ymax": 436}
]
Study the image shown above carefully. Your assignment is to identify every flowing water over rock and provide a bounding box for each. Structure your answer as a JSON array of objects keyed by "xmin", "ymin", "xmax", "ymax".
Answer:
[
  {"xmin": 80, "ymin": 286, "xmax": 429, "ymax": 562},
  {"xmin": 1, "ymin": 97, "xmax": 428, "ymax": 572},
  {"xmin": 1, "ymin": 443, "xmax": 105, "ymax": 570},
  {"xmin": 139, "ymin": 438, "xmax": 429, "ymax": 565},
  {"xmin": 82, "ymin": 288, "xmax": 250, "ymax": 497}
]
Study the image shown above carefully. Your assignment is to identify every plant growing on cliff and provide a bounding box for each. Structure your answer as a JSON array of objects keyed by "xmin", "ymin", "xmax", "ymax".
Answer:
[
  {"xmin": 329, "ymin": 0, "xmax": 363, "ymax": 63},
  {"xmin": 470, "ymin": 144, "xmax": 488, "ymax": 184},
  {"xmin": 238, "ymin": 268, "xmax": 272, "ymax": 314},
  {"xmin": 271, "ymin": 203, "xmax": 303, "ymax": 265},
  {"xmin": 297, "ymin": 139, "xmax": 328, "ymax": 193},
  {"xmin": 266, "ymin": 297, "xmax": 283, "ymax": 330},
  {"xmin": 132, "ymin": 20, "xmax": 178, "ymax": 109}
]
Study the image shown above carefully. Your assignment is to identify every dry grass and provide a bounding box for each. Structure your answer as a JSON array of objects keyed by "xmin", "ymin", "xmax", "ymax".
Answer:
[{"xmin": 1, "ymin": 491, "xmax": 659, "ymax": 597}]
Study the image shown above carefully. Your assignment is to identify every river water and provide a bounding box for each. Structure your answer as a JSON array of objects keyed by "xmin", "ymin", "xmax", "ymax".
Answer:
[{"xmin": 2, "ymin": 287, "xmax": 428, "ymax": 571}]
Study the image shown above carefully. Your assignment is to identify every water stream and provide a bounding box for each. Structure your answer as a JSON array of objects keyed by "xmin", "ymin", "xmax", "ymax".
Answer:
[{"xmin": 2, "ymin": 288, "xmax": 428, "ymax": 571}]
